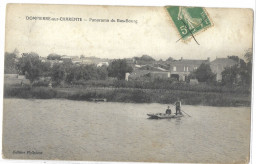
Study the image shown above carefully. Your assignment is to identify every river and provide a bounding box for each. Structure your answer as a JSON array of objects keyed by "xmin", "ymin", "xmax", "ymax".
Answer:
[{"xmin": 3, "ymin": 98, "xmax": 251, "ymax": 163}]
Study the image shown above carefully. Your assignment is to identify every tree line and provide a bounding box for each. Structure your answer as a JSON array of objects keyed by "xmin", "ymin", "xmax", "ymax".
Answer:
[
  {"xmin": 4, "ymin": 50, "xmax": 252, "ymax": 87},
  {"xmin": 188, "ymin": 52, "xmax": 252, "ymax": 86},
  {"xmin": 4, "ymin": 52, "xmax": 133, "ymax": 85}
]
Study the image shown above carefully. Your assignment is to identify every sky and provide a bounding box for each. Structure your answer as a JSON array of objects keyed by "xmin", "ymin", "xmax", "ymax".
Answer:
[{"xmin": 5, "ymin": 4, "xmax": 253, "ymax": 61}]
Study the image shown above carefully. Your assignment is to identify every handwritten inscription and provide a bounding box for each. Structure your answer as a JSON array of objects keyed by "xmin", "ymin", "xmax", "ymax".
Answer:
[
  {"xmin": 13, "ymin": 150, "xmax": 43, "ymax": 155},
  {"xmin": 26, "ymin": 16, "xmax": 138, "ymax": 24}
]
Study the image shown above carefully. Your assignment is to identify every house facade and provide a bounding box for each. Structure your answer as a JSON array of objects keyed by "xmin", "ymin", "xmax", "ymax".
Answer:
[
  {"xmin": 210, "ymin": 58, "xmax": 238, "ymax": 81},
  {"xmin": 129, "ymin": 65, "xmax": 170, "ymax": 80},
  {"xmin": 150, "ymin": 72, "xmax": 170, "ymax": 79},
  {"xmin": 169, "ymin": 57, "xmax": 210, "ymax": 81}
]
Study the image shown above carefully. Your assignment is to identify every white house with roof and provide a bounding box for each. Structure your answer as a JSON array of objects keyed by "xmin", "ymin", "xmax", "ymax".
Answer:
[{"xmin": 97, "ymin": 62, "xmax": 109, "ymax": 67}]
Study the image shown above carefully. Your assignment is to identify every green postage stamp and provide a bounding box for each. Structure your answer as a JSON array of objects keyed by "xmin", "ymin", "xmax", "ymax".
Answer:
[{"xmin": 166, "ymin": 6, "xmax": 213, "ymax": 41}]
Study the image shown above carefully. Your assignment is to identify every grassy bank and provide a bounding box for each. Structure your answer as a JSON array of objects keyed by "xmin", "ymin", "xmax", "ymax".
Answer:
[
  {"xmin": 4, "ymin": 85, "xmax": 251, "ymax": 107},
  {"xmin": 61, "ymin": 79, "xmax": 251, "ymax": 95}
]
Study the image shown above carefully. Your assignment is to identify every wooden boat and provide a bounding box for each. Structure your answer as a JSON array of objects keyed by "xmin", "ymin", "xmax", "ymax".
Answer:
[{"xmin": 147, "ymin": 113, "xmax": 183, "ymax": 119}]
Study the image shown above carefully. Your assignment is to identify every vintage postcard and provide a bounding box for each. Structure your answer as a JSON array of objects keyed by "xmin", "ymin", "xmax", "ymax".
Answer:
[{"xmin": 3, "ymin": 3, "xmax": 253, "ymax": 163}]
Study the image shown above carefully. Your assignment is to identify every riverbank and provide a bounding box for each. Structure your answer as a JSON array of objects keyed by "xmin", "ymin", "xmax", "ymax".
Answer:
[{"xmin": 4, "ymin": 85, "xmax": 251, "ymax": 107}]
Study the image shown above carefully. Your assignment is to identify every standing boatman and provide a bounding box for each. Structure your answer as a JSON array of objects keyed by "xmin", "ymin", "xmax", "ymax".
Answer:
[{"xmin": 174, "ymin": 99, "xmax": 182, "ymax": 115}]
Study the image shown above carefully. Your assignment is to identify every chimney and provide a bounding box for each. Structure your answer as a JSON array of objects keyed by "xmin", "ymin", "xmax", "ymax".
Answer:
[{"xmin": 207, "ymin": 57, "xmax": 210, "ymax": 62}]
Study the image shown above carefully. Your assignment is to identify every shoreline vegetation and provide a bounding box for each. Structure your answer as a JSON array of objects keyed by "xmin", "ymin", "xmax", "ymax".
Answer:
[
  {"xmin": 4, "ymin": 79, "xmax": 251, "ymax": 107},
  {"xmin": 4, "ymin": 51, "xmax": 252, "ymax": 107}
]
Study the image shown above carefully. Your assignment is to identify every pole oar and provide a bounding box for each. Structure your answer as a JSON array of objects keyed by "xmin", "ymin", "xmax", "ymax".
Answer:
[{"xmin": 181, "ymin": 110, "xmax": 191, "ymax": 117}]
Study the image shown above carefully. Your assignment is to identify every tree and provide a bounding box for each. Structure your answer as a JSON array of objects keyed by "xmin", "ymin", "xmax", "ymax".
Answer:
[
  {"xmin": 222, "ymin": 51, "xmax": 253, "ymax": 86},
  {"xmin": 166, "ymin": 57, "xmax": 175, "ymax": 62},
  {"xmin": 221, "ymin": 65, "xmax": 240, "ymax": 85},
  {"xmin": 241, "ymin": 49, "xmax": 253, "ymax": 85},
  {"xmin": 244, "ymin": 49, "xmax": 253, "ymax": 63},
  {"xmin": 134, "ymin": 55, "xmax": 155, "ymax": 61},
  {"xmin": 81, "ymin": 65, "xmax": 98, "ymax": 80},
  {"xmin": 108, "ymin": 59, "xmax": 133, "ymax": 80},
  {"xmin": 228, "ymin": 56, "xmax": 240, "ymax": 63},
  {"xmin": 80, "ymin": 55, "xmax": 85, "ymax": 59},
  {"xmin": 65, "ymin": 65, "xmax": 78, "ymax": 83},
  {"xmin": 51, "ymin": 63, "xmax": 65, "ymax": 85},
  {"xmin": 64, "ymin": 64, "xmax": 108, "ymax": 83},
  {"xmin": 16, "ymin": 52, "xmax": 42, "ymax": 83},
  {"xmin": 39, "ymin": 62, "xmax": 51, "ymax": 76},
  {"xmin": 4, "ymin": 52, "xmax": 18, "ymax": 74},
  {"xmin": 228, "ymin": 55, "xmax": 246, "ymax": 68},
  {"xmin": 190, "ymin": 63, "xmax": 216, "ymax": 83},
  {"xmin": 97, "ymin": 66, "xmax": 108, "ymax": 80},
  {"xmin": 47, "ymin": 53, "xmax": 61, "ymax": 60}
]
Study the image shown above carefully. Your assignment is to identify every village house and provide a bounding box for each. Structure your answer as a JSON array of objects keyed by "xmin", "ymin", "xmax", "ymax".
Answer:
[
  {"xmin": 210, "ymin": 57, "xmax": 238, "ymax": 81},
  {"xmin": 60, "ymin": 55, "xmax": 79, "ymax": 60},
  {"xmin": 39, "ymin": 57, "xmax": 47, "ymax": 63},
  {"xmin": 97, "ymin": 62, "xmax": 109, "ymax": 67},
  {"xmin": 170, "ymin": 57, "xmax": 210, "ymax": 81},
  {"xmin": 128, "ymin": 65, "xmax": 170, "ymax": 80},
  {"xmin": 125, "ymin": 58, "xmax": 136, "ymax": 67},
  {"xmin": 48, "ymin": 60, "xmax": 63, "ymax": 67},
  {"xmin": 60, "ymin": 55, "xmax": 110, "ymax": 66},
  {"xmin": 83, "ymin": 57, "xmax": 111, "ymax": 66}
]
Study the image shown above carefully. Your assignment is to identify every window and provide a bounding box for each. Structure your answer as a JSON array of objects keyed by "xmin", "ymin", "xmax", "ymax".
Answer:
[
  {"xmin": 184, "ymin": 66, "xmax": 189, "ymax": 72},
  {"xmin": 173, "ymin": 66, "xmax": 176, "ymax": 71}
]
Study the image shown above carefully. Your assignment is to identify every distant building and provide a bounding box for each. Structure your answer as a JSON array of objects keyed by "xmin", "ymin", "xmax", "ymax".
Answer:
[
  {"xmin": 61, "ymin": 55, "xmax": 78, "ymax": 60},
  {"xmin": 85, "ymin": 57, "xmax": 110, "ymax": 65},
  {"xmin": 72, "ymin": 59, "xmax": 82, "ymax": 64},
  {"xmin": 125, "ymin": 73, "xmax": 130, "ymax": 81},
  {"xmin": 138, "ymin": 65, "xmax": 167, "ymax": 71},
  {"xmin": 128, "ymin": 70, "xmax": 151, "ymax": 80},
  {"xmin": 47, "ymin": 60, "xmax": 62, "ymax": 67},
  {"xmin": 67, "ymin": 56, "xmax": 111, "ymax": 66},
  {"xmin": 170, "ymin": 57, "xmax": 210, "ymax": 81},
  {"xmin": 150, "ymin": 72, "xmax": 170, "ymax": 79},
  {"xmin": 97, "ymin": 62, "xmax": 109, "ymax": 67},
  {"xmin": 129, "ymin": 65, "xmax": 170, "ymax": 80},
  {"xmin": 39, "ymin": 57, "xmax": 47, "ymax": 63},
  {"xmin": 125, "ymin": 58, "xmax": 136, "ymax": 66},
  {"xmin": 210, "ymin": 58, "xmax": 238, "ymax": 81},
  {"xmin": 80, "ymin": 59, "xmax": 94, "ymax": 65}
]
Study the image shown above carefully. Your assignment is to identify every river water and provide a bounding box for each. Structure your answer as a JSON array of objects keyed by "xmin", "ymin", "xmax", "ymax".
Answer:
[{"xmin": 3, "ymin": 99, "xmax": 250, "ymax": 163}]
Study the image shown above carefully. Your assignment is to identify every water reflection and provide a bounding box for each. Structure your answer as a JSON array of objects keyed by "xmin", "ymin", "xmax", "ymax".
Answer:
[
  {"xmin": 3, "ymin": 99, "xmax": 251, "ymax": 163},
  {"xmin": 174, "ymin": 117, "xmax": 182, "ymax": 125}
]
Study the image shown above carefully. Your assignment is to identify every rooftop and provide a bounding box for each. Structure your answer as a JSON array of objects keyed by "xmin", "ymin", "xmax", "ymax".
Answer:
[
  {"xmin": 211, "ymin": 58, "xmax": 237, "ymax": 65},
  {"xmin": 171, "ymin": 59, "xmax": 209, "ymax": 65}
]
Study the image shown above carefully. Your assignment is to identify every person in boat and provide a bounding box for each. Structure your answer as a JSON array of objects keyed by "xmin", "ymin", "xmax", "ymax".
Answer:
[
  {"xmin": 165, "ymin": 106, "xmax": 172, "ymax": 115},
  {"xmin": 174, "ymin": 99, "xmax": 182, "ymax": 115}
]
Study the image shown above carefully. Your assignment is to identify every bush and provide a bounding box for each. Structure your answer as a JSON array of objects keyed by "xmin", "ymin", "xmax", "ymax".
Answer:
[
  {"xmin": 4, "ymin": 86, "xmax": 32, "ymax": 98},
  {"xmin": 31, "ymin": 87, "xmax": 57, "ymax": 99},
  {"xmin": 32, "ymin": 80, "xmax": 50, "ymax": 87},
  {"xmin": 4, "ymin": 86, "xmax": 57, "ymax": 99},
  {"xmin": 4, "ymin": 82, "xmax": 251, "ymax": 106},
  {"xmin": 67, "ymin": 91, "xmax": 98, "ymax": 100},
  {"xmin": 131, "ymin": 90, "xmax": 151, "ymax": 103}
]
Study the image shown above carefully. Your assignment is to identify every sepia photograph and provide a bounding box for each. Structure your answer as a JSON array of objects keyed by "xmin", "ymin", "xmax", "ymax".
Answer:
[{"xmin": 2, "ymin": 3, "xmax": 254, "ymax": 163}]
